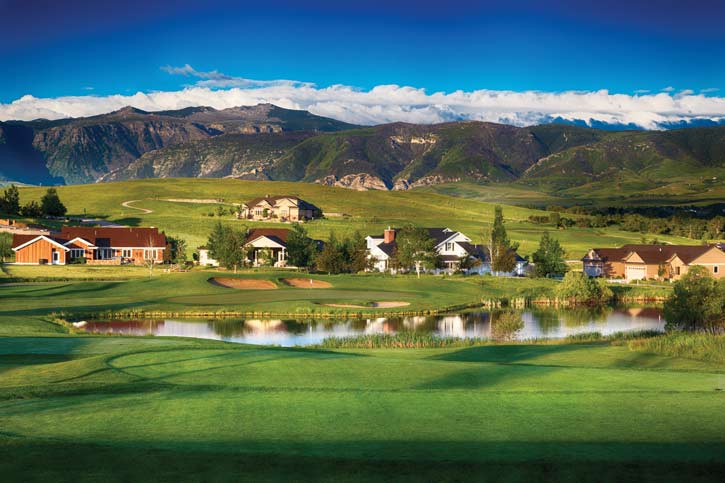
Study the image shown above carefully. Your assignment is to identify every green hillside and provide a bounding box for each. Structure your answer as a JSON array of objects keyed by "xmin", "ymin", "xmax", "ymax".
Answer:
[{"xmin": 17, "ymin": 178, "xmax": 702, "ymax": 257}]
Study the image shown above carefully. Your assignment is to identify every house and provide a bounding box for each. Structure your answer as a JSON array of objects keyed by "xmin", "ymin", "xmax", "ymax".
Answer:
[
  {"xmin": 582, "ymin": 244, "xmax": 725, "ymax": 282},
  {"xmin": 366, "ymin": 227, "xmax": 526, "ymax": 275},
  {"xmin": 244, "ymin": 228, "xmax": 292, "ymax": 267},
  {"xmin": 197, "ymin": 246, "xmax": 219, "ymax": 267},
  {"xmin": 11, "ymin": 226, "xmax": 166, "ymax": 265},
  {"xmin": 238, "ymin": 195, "xmax": 320, "ymax": 222},
  {"xmin": 582, "ymin": 247, "xmax": 631, "ymax": 278}
]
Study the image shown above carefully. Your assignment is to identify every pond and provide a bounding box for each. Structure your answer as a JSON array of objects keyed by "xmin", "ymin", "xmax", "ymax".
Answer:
[{"xmin": 81, "ymin": 306, "xmax": 666, "ymax": 347}]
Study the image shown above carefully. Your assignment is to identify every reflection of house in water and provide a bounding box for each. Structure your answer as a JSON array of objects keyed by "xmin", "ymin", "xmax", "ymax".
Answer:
[
  {"xmin": 625, "ymin": 307, "xmax": 662, "ymax": 320},
  {"xmin": 403, "ymin": 316, "xmax": 429, "ymax": 330},
  {"xmin": 243, "ymin": 320, "xmax": 286, "ymax": 334},
  {"xmin": 364, "ymin": 318, "xmax": 396, "ymax": 334},
  {"xmin": 85, "ymin": 319, "xmax": 164, "ymax": 335}
]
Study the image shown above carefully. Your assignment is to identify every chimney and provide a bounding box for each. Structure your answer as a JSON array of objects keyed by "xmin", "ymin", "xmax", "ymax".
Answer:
[{"xmin": 384, "ymin": 227, "xmax": 396, "ymax": 244}]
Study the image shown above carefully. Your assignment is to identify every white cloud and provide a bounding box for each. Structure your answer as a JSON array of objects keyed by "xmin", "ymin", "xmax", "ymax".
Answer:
[
  {"xmin": 661, "ymin": 86, "xmax": 676, "ymax": 92},
  {"xmin": 701, "ymin": 87, "xmax": 720, "ymax": 94},
  {"xmin": 1, "ymin": 72, "xmax": 725, "ymax": 129},
  {"xmin": 634, "ymin": 89, "xmax": 650, "ymax": 94},
  {"xmin": 160, "ymin": 64, "xmax": 309, "ymax": 89}
]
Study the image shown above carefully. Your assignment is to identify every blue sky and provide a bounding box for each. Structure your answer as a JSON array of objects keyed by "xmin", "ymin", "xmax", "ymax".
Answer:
[{"xmin": 1, "ymin": 0, "xmax": 724, "ymax": 127}]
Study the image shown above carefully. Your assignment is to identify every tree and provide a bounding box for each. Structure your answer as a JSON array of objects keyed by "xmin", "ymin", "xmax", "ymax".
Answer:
[
  {"xmin": 532, "ymin": 232, "xmax": 568, "ymax": 278},
  {"xmin": 40, "ymin": 188, "xmax": 67, "ymax": 217},
  {"xmin": 394, "ymin": 225, "xmax": 438, "ymax": 278},
  {"xmin": 286, "ymin": 223, "xmax": 317, "ymax": 269},
  {"xmin": 664, "ymin": 266, "xmax": 724, "ymax": 333},
  {"xmin": 0, "ymin": 232, "xmax": 12, "ymax": 263},
  {"xmin": 549, "ymin": 211, "xmax": 561, "ymax": 228},
  {"xmin": 207, "ymin": 222, "xmax": 248, "ymax": 272},
  {"xmin": 484, "ymin": 206, "xmax": 519, "ymax": 274},
  {"xmin": 20, "ymin": 200, "xmax": 42, "ymax": 218},
  {"xmin": 344, "ymin": 231, "xmax": 370, "ymax": 273},
  {"xmin": 143, "ymin": 236, "xmax": 160, "ymax": 277},
  {"xmin": 166, "ymin": 235, "xmax": 187, "ymax": 266},
  {"xmin": 316, "ymin": 232, "xmax": 346, "ymax": 274},
  {"xmin": 0, "ymin": 184, "xmax": 20, "ymax": 215}
]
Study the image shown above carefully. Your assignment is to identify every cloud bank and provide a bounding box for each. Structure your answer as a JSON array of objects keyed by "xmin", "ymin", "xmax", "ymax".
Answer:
[{"xmin": 1, "ymin": 66, "xmax": 724, "ymax": 129}]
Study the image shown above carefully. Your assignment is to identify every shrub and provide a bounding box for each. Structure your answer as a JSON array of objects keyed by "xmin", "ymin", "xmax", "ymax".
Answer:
[
  {"xmin": 556, "ymin": 272, "xmax": 613, "ymax": 305},
  {"xmin": 663, "ymin": 266, "xmax": 725, "ymax": 333}
]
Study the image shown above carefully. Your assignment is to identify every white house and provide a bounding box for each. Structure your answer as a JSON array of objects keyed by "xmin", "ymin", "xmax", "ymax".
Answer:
[{"xmin": 365, "ymin": 227, "xmax": 526, "ymax": 275}]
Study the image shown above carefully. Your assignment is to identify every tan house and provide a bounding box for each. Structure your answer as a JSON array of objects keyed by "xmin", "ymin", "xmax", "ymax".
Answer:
[
  {"xmin": 239, "ymin": 196, "xmax": 320, "ymax": 222},
  {"xmin": 583, "ymin": 244, "xmax": 725, "ymax": 282},
  {"xmin": 12, "ymin": 226, "xmax": 166, "ymax": 265}
]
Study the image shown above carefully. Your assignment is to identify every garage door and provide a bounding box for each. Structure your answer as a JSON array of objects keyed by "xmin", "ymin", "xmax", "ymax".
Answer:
[{"xmin": 626, "ymin": 265, "xmax": 646, "ymax": 281}]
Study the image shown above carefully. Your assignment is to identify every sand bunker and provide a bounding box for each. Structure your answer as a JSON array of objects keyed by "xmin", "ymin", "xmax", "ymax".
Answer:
[
  {"xmin": 282, "ymin": 278, "xmax": 332, "ymax": 288},
  {"xmin": 209, "ymin": 277, "xmax": 277, "ymax": 290},
  {"xmin": 324, "ymin": 301, "xmax": 410, "ymax": 309}
]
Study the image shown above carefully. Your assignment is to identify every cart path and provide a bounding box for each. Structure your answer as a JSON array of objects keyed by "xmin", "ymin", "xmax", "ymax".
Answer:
[{"xmin": 121, "ymin": 200, "xmax": 153, "ymax": 214}]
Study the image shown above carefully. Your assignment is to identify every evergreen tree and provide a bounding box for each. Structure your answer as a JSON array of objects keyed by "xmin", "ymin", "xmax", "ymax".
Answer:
[
  {"xmin": 286, "ymin": 223, "xmax": 318, "ymax": 269},
  {"xmin": 207, "ymin": 222, "xmax": 247, "ymax": 272},
  {"xmin": 1, "ymin": 184, "xmax": 20, "ymax": 215},
  {"xmin": 486, "ymin": 206, "xmax": 519, "ymax": 274},
  {"xmin": 0, "ymin": 233, "xmax": 12, "ymax": 263},
  {"xmin": 40, "ymin": 188, "xmax": 67, "ymax": 217},
  {"xmin": 20, "ymin": 200, "xmax": 42, "ymax": 218},
  {"xmin": 344, "ymin": 231, "xmax": 370, "ymax": 273},
  {"xmin": 316, "ymin": 232, "xmax": 345, "ymax": 274},
  {"xmin": 532, "ymin": 232, "xmax": 568, "ymax": 278}
]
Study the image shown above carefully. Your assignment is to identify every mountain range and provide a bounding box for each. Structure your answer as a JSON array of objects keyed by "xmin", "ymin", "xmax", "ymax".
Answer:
[{"xmin": 1, "ymin": 103, "xmax": 723, "ymax": 194}]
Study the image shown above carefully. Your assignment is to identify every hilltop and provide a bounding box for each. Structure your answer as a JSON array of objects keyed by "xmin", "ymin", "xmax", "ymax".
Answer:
[{"xmin": 0, "ymin": 104, "xmax": 723, "ymax": 200}]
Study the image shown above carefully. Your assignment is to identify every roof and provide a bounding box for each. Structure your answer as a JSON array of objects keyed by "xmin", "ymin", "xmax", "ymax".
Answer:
[
  {"xmin": 245, "ymin": 228, "xmax": 291, "ymax": 246},
  {"xmin": 376, "ymin": 241, "xmax": 397, "ymax": 257},
  {"xmin": 59, "ymin": 227, "xmax": 166, "ymax": 248},
  {"xmin": 585, "ymin": 244, "xmax": 718, "ymax": 265},
  {"xmin": 426, "ymin": 228, "xmax": 456, "ymax": 245},
  {"xmin": 583, "ymin": 246, "xmax": 631, "ymax": 262},
  {"xmin": 244, "ymin": 195, "xmax": 318, "ymax": 211},
  {"xmin": 12, "ymin": 226, "xmax": 166, "ymax": 250}
]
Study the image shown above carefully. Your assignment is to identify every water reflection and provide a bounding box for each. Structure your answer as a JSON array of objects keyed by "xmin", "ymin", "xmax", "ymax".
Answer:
[{"xmin": 83, "ymin": 307, "xmax": 665, "ymax": 347}]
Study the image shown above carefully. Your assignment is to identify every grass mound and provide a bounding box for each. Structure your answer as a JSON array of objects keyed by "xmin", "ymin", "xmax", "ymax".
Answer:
[
  {"xmin": 282, "ymin": 278, "xmax": 332, "ymax": 288},
  {"xmin": 209, "ymin": 277, "xmax": 277, "ymax": 290}
]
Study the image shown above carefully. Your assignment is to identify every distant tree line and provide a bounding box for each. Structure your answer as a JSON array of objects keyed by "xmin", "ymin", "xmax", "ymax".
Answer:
[{"xmin": 528, "ymin": 212, "xmax": 722, "ymax": 241}]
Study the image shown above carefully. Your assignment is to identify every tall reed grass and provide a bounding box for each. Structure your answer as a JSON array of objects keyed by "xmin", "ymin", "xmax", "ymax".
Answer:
[{"xmin": 628, "ymin": 332, "xmax": 725, "ymax": 363}]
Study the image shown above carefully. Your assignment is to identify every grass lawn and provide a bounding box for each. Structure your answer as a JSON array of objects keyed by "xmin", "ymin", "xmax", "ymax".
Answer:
[
  {"xmin": 0, "ymin": 334, "xmax": 723, "ymax": 482},
  {"xmin": 16, "ymin": 178, "xmax": 703, "ymax": 257},
  {"xmin": 1, "ymin": 264, "xmax": 152, "ymax": 281},
  {"xmin": 0, "ymin": 270, "xmax": 566, "ymax": 326}
]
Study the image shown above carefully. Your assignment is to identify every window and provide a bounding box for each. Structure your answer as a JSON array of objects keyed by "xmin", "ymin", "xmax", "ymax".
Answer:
[
  {"xmin": 445, "ymin": 242, "xmax": 453, "ymax": 252},
  {"xmin": 144, "ymin": 249, "xmax": 158, "ymax": 260},
  {"xmin": 675, "ymin": 266, "xmax": 681, "ymax": 275},
  {"xmin": 70, "ymin": 249, "xmax": 84, "ymax": 258},
  {"xmin": 715, "ymin": 266, "xmax": 719, "ymax": 274},
  {"xmin": 122, "ymin": 249, "xmax": 132, "ymax": 258}
]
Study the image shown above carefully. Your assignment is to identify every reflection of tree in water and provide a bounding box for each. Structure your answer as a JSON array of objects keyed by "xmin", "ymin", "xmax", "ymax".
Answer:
[
  {"xmin": 530, "ymin": 306, "xmax": 614, "ymax": 333},
  {"xmin": 559, "ymin": 306, "xmax": 613, "ymax": 327},
  {"xmin": 490, "ymin": 310, "xmax": 524, "ymax": 341},
  {"xmin": 529, "ymin": 309, "xmax": 562, "ymax": 334}
]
